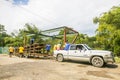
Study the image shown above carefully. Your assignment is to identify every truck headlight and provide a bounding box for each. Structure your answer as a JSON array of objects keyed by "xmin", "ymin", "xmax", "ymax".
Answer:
[
  {"xmin": 105, "ymin": 55, "xmax": 110, "ymax": 57},
  {"xmin": 105, "ymin": 52, "xmax": 113, "ymax": 57}
]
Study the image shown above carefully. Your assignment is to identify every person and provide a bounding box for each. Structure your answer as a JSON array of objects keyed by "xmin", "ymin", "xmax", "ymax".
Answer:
[
  {"xmin": 19, "ymin": 45, "xmax": 24, "ymax": 58},
  {"xmin": 56, "ymin": 42, "xmax": 61, "ymax": 50},
  {"xmin": 64, "ymin": 40, "xmax": 70, "ymax": 50},
  {"xmin": 9, "ymin": 45, "xmax": 14, "ymax": 57},
  {"xmin": 30, "ymin": 38, "xmax": 34, "ymax": 45},
  {"xmin": 76, "ymin": 46, "xmax": 81, "ymax": 51},
  {"xmin": 53, "ymin": 44, "xmax": 57, "ymax": 50},
  {"xmin": 45, "ymin": 44, "xmax": 51, "ymax": 54}
]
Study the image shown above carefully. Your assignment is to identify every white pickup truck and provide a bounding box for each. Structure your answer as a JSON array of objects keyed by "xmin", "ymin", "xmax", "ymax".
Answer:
[{"xmin": 53, "ymin": 44, "xmax": 115, "ymax": 67}]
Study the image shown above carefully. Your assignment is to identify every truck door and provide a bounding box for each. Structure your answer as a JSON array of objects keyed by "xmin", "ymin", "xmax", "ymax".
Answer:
[{"xmin": 68, "ymin": 45, "xmax": 89, "ymax": 61}]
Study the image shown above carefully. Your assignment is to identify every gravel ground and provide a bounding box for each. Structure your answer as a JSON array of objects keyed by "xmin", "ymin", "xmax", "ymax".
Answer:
[{"xmin": 0, "ymin": 54, "xmax": 120, "ymax": 80}]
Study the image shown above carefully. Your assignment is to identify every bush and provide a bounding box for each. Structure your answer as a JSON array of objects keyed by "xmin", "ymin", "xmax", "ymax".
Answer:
[{"xmin": 115, "ymin": 57, "xmax": 120, "ymax": 63}]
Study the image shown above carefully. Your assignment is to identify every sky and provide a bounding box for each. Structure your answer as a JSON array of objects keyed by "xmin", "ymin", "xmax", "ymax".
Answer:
[{"xmin": 0, "ymin": 0, "xmax": 120, "ymax": 36}]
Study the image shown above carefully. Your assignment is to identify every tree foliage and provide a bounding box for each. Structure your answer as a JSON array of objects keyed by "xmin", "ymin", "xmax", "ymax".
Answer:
[
  {"xmin": 17, "ymin": 23, "xmax": 43, "ymax": 46},
  {"xmin": 3, "ymin": 23, "xmax": 43, "ymax": 47},
  {"xmin": 94, "ymin": 6, "xmax": 120, "ymax": 56},
  {"xmin": 0, "ymin": 24, "xmax": 8, "ymax": 47}
]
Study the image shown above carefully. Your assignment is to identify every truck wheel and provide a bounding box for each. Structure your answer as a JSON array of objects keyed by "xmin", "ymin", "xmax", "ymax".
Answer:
[
  {"xmin": 57, "ymin": 54, "xmax": 64, "ymax": 62},
  {"xmin": 91, "ymin": 57, "xmax": 104, "ymax": 67}
]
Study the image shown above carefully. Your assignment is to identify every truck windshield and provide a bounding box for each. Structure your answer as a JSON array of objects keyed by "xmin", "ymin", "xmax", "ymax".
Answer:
[{"xmin": 84, "ymin": 44, "xmax": 92, "ymax": 50}]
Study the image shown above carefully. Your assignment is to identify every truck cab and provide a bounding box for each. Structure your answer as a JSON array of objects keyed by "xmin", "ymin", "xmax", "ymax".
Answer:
[{"xmin": 54, "ymin": 44, "xmax": 115, "ymax": 67}]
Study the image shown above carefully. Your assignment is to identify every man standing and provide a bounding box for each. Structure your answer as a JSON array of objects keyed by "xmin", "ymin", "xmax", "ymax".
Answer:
[
  {"xmin": 19, "ymin": 45, "xmax": 24, "ymax": 58},
  {"xmin": 53, "ymin": 44, "xmax": 57, "ymax": 50},
  {"xmin": 30, "ymin": 38, "xmax": 34, "ymax": 45},
  {"xmin": 9, "ymin": 45, "xmax": 14, "ymax": 57},
  {"xmin": 45, "ymin": 44, "xmax": 51, "ymax": 54},
  {"xmin": 64, "ymin": 40, "xmax": 70, "ymax": 50},
  {"xmin": 57, "ymin": 42, "xmax": 61, "ymax": 50}
]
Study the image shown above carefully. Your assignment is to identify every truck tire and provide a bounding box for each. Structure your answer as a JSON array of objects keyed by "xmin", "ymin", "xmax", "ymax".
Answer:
[
  {"xmin": 57, "ymin": 54, "xmax": 64, "ymax": 62},
  {"xmin": 91, "ymin": 56, "xmax": 104, "ymax": 67}
]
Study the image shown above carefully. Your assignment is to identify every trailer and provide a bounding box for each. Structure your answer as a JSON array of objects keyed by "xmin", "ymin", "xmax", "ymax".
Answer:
[{"xmin": 24, "ymin": 43, "xmax": 52, "ymax": 58}]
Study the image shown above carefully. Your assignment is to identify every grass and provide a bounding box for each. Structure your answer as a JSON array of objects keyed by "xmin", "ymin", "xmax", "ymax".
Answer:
[{"xmin": 115, "ymin": 57, "xmax": 120, "ymax": 63}]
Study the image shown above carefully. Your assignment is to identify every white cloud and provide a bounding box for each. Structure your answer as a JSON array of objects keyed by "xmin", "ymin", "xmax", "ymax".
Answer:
[{"xmin": 0, "ymin": 0, "xmax": 120, "ymax": 36}]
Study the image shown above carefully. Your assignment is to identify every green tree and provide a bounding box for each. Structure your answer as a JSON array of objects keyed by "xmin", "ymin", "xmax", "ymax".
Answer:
[
  {"xmin": 18, "ymin": 23, "xmax": 43, "ymax": 46},
  {"xmin": 4, "ymin": 23, "xmax": 44, "ymax": 47},
  {"xmin": 93, "ymin": 6, "xmax": 120, "ymax": 56},
  {"xmin": 25, "ymin": 23, "xmax": 43, "ymax": 43},
  {"xmin": 0, "ymin": 24, "xmax": 8, "ymax": 47}
]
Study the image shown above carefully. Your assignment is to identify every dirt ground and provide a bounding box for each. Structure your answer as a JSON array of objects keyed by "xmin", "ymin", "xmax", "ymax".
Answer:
[{"xmin": 0, "ymin": 54, "xmax": 120, "ymax": 80}]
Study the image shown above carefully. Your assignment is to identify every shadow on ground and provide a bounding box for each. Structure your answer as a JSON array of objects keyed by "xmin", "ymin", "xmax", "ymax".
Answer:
[
  {"xmin": 104, "ymin": 64, "xmax": 118, "ymax": 68},
  {"xmin": 64, "ymin": 60, "xmax": 91, "ymax": 65},
  {"xmin": 63, "ymin": 60, "xmax": 118, "ymax": 68}
]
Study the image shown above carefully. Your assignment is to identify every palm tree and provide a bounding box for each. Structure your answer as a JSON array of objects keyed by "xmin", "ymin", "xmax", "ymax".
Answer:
[{"xmin": 19, "ymin": 23, "xmax": 43, "ymax": 45}]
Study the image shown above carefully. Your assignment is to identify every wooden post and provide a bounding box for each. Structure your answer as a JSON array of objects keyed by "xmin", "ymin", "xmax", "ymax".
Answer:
[{"xmin": 64, "ymin": 28, "xmax": 66, "ymax": 44}]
